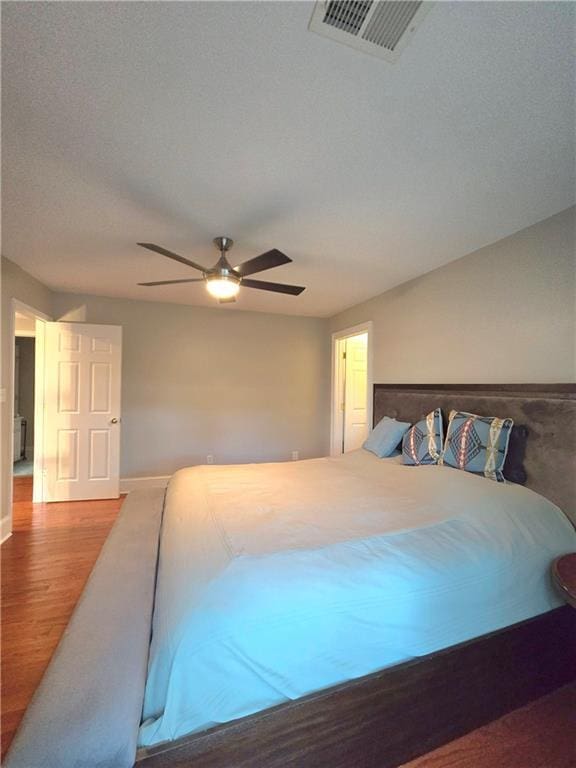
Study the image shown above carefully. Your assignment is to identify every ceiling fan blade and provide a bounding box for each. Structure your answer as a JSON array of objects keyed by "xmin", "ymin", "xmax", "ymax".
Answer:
[
  {"xmin": 138, "ymin": 278, "xmax": 204, "ymax": 286},
  {"xmin": 137, "ymin": 243, "xmax": 207, "ymax": 273},
  {"xmin": 234, "ymin": 249, "xmax": 291, "ymax": 277},
  {"xmin": 218, "ymin": 296, "xmax": 237, "ymax": 304},
  {"xmin": 241, "ymin": 278, "xmax": 305, "ymax": 296}
]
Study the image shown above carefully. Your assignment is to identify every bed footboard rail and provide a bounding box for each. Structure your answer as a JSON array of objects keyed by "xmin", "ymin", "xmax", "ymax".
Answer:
[
  {"xmin": 136, "ymin": 607, "xmax": 576, "ymax": 768},
  {"xmin": 4, "ymin": 487, "xmax": 165, "ymax": 768}
]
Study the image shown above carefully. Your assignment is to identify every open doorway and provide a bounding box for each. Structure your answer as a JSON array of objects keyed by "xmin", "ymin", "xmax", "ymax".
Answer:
[
  {"xmin": 6, "ymin": 300, "xmax": 50, "ymax": 539},
  {"xmin": 13, "ymin": 319, "xmax": 36, "ymax": 478},
  {"xmin": 330, "ymin": 322, "xmax": 373, "ymax": 456}
]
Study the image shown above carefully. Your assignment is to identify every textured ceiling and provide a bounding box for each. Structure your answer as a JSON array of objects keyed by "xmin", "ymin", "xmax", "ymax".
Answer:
[{"xmin": 2, "ymin": 1, "xmax": 575, "ymax": 317}]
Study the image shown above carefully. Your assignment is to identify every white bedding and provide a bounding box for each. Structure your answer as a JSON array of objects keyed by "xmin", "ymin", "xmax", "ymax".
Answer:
[{"xmin": 139, "ymin": 450, "xmax": 576, "ymax": 746}]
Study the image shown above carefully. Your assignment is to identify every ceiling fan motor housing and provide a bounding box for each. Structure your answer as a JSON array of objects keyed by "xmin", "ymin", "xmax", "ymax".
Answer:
[
  {"xmin": 210, "ymin": 236, "xmax": 240, "ymax": 279},
  {"xmin": 213, "ymin": 236, "xmax": 234, "ymax": 253}
]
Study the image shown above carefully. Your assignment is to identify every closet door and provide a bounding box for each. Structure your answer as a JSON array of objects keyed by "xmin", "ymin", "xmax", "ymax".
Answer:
[{"xmin": 43, "ymin": 322, "xmax": 122, "ymax": 501}]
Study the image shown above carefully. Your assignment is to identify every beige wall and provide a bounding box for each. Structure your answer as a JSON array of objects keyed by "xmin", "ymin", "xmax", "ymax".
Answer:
[
  {"xmin": 52, "ymin": 293, "xmax": 330, "ymax": 478},
  {"xmin": 329, "ymin": 207, "xmax": 576, "ymax": 384},
  {"xmin": 1, "ymin": 258, "xmax": 53, "ymax": 524}
]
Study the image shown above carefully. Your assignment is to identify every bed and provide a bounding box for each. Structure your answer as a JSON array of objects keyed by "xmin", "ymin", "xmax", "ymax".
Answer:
[{"xmin": 5, "ymin": 384, "xmax": 576, "ymax": 768}]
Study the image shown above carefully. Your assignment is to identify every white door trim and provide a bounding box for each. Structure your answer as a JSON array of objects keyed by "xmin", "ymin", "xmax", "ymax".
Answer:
[
  {"xmin": 8, "ymin": 300, "xmax": 52, "ymax": 533},
  {"xmin": 330, "ymin": 321, "xmax": 373, "ymax": 456},
  {"xmin": 33, "ymin": 318, "xmax": 48, "ymax": 503}
]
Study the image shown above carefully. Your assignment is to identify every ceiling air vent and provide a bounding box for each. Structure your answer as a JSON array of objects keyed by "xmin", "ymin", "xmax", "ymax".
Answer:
[{"xmin": 309, "ymin": 1, "xmax": 432, "ymax": 63}]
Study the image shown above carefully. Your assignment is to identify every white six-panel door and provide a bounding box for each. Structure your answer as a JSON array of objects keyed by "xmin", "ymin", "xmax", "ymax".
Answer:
[
  {"xmin": 343, "ymin": 334, "xmax": 368, "ymax": 452},
  {"xmin": 44, "ymin": 322, "xmax": 122, "ymax": 501}
]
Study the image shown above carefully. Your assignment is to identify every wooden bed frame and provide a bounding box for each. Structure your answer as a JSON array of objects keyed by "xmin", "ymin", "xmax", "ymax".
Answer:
[{"xmin": 136, "ymin": 383, "xmax": 576, "ymax": 768}]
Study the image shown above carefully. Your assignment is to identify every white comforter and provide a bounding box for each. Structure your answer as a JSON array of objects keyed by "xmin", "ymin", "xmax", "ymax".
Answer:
[{"xmin": 139, "ymin": 450, "xmax": 575, "ymax": 746}]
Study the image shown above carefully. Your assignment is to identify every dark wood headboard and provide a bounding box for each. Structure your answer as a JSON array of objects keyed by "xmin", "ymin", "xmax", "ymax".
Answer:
[{"xmin": 373, "ymin": 384, "xmax": 576, "ymax": 525}]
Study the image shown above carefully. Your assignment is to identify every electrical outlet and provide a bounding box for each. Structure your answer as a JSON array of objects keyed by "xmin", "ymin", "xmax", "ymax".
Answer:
[
  {"xmin": 206, "ymin": 454, "xmax": 214, "ymax": 465},
  {"xmin": 291, "ymin": 450, "xmax": 299, "ymax": 461}
]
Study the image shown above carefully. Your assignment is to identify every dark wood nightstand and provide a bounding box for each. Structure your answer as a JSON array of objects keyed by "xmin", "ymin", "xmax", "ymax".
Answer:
[{"xmin": 552, "ymin": 554, "xmax": 576, "ymax": 609}]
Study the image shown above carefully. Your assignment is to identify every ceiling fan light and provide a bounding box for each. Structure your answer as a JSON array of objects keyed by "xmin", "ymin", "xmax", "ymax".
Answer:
[{"xmin": 206, "ymin": 275, "xmax": 240, "ymax": 299}]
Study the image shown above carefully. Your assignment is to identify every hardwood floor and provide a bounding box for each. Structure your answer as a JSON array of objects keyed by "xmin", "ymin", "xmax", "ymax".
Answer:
[
  {"xmin": 2, "ymin": 477, "xmax": 575, "ymax": 767},
  {"xmin": 1, "ymin": 476, "xmax": 123, "ymax": 758},
  {"xmin": 401, "ymin": 683, "xmax": 576, "ymax": 768}
]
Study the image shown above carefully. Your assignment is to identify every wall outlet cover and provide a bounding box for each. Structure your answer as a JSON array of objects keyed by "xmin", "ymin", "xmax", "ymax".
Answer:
[
  {"xmin": 291, "ymin": 451, "xmax": 299, "ymax": 461},
  {"xmin": 206, "ymin": 454, "xmax": 214, "ymax": 465}
]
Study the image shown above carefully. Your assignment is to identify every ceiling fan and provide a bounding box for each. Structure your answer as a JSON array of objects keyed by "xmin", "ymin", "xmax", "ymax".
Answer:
[{"xmin": 137, "ymin": 238, "xmax": 305, "ymax": 303}]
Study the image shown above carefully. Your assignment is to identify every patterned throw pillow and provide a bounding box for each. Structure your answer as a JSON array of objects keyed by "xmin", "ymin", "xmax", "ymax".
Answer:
[
  {"xmin": 439, "ymin": 410, "xmax": 514, "ymax": 482},
  {"xmin": 402, "ymin": 409, "xmax": 443, "ymax": 465}
]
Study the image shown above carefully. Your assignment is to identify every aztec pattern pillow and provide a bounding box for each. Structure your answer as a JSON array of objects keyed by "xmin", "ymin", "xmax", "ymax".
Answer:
[
  {"xmin": 402, "ymin": 408, "xmax": 443, "ymax": 465},
  {"xmin": 439, "ymin": 410, "xmax": 514, "ymax": 482}
]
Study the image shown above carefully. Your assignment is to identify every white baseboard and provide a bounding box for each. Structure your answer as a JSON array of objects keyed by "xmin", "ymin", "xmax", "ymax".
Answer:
[
  {"xmin": 1, "ymin": 516, "xmax": 12, "ymax": 544},
  {"xmin": 120, "ymin": 475, "xmax": 170, "ymax": 493}
]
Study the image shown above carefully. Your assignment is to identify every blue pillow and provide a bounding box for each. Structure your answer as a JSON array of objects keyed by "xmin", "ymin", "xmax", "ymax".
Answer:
[
  {"xmin": 363, "ymin": 417, "xmax": 411, "ymax": 458},
  {"xmin": 402, "ymin": 408, "xmax": 443, "ymax": 465},
  {"xmin": 439, "ymin": 410, "xmax": 513, "ymax": 482}
]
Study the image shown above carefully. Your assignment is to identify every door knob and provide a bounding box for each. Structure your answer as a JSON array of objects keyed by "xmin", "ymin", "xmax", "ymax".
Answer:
[{"xmin": 110, "ymin": 417, "xmax": 119, "ymax": 424}]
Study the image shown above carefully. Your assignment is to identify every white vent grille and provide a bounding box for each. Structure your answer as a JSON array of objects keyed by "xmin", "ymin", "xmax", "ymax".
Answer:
[
  {"xmin": 323, "ymin": 1, "xmax": 372, "ymax": 35},
  {"xmin": 362, "ymin": 1, "xmax": 423, "ymax": 49},
  {"xmin": 310, "ymin": 0, "xmax": 432, "ymax": 63}
]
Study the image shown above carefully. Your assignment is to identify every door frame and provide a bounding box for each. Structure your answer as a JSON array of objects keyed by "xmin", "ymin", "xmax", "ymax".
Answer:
[
  {"xmin": 330, "ymin": 321, "xmax": 373, "ymax": 456},
  {"xmin": 8, "ymin": 299, "xmax": 52, "ymax": 529}
]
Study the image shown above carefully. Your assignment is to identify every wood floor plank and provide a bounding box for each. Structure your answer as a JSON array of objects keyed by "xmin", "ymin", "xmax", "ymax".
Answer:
[
  {"xmin": 401, "ymin": 683, "xmax": 576, "ymax": 768},
  {"xmin": 1, "ymin": 477, "xmax": 122, "ymax": 759}
]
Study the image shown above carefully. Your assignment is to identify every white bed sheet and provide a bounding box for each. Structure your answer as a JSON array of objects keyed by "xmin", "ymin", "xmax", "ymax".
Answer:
[{"xmin": 139, "ymin": 450, "xmax": 575, "ymax": 746}]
